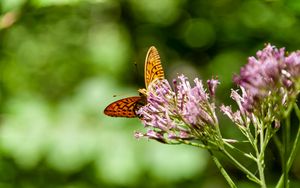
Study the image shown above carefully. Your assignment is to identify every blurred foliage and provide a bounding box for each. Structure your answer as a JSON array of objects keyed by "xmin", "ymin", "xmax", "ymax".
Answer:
[{"xmin": 1, "ymin": 0, "xmax": 300, "ymax": 187}]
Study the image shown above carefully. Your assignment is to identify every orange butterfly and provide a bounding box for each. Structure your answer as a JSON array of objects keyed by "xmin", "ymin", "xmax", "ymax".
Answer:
[{"xmin": 104, "ymin": 46, "xmax": 165, "ymax": 118}]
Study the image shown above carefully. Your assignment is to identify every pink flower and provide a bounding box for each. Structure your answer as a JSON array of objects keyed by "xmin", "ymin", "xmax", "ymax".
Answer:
[
  {"xmin": 223, "ymin": 44, "xmax": 300, "ymax": 124},
  {"xmin": 136, "ymin": 75, "xmax": 219, "ymax": 143}
]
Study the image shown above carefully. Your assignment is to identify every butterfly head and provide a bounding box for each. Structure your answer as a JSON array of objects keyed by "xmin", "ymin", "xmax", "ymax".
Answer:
[{"xmin": 138, "ymin": 88, "xmax": 147, "ymax": 97}]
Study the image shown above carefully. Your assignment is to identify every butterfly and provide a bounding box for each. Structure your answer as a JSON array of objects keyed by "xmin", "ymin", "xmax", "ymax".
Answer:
[{"xmin": 104, "ymin": 46, "xmax": 165, "ymax": 118}]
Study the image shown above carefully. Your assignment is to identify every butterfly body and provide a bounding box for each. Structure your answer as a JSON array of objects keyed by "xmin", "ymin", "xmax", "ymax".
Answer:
[{"xmin": 104, "ymin": 46, "xmax": 165, "ymax": 118}]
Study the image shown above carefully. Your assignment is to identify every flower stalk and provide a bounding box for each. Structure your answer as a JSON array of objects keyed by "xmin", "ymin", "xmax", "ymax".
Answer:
[
  {"xmin": 208, "ymin": 149, "xmax": 237, "ymax": 188},
  {"xmin": 275, "ymin": 104, "xmax": 300, "ymax": 188}
]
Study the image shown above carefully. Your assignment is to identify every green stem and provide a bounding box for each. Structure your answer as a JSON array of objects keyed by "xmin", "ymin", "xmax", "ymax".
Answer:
[
  {"xmin": 256, "ymin": 154, "xmax": 266, "ymax": 188},
  {"xmin": 185, "ymin": 139, "xmax": 261, "ymax": 185},
  {"xmin": 179, "ymin": 140, "xmax": 216, "ymax": 150},
  {"xmin": 276, "ymin": 104, "xmax": 300, "ymax": 188},
  {"xmin": 256, "ymin": 150, "xmax": 266, "ymax": 188},
  {"xmin": 283, "ymin": 113, "xmax": 291, "ymax": 188},
  {"xmin": 208, "ymin": 149, "xmax": 237, "ymax": 188},
  {"xmin": 245, "ymin": 123, "xmax": 256, "ymax": 148},
  {"xmin": 182, "ymin": 139, "xmax": 237, "ymax": 187},
  {"xmin": 221, "ymin": 148, "xmax": 261, "ymax": 185},
  {"xmin": 223, "ymin": 141, "xmax": 256, "ymax": 161},
  {"xmin": 257, "ymin": 121, "xmax": 267, "ymax": 188}
]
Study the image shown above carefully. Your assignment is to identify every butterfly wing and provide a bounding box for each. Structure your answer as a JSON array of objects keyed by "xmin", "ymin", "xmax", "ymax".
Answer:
[
  {"xmin": 144, "ymin": 46, "xmax": 165, "ymax": 88},
  {"xmin": 104, "ymin": 96, "xmax": 144, "ymax": 118}
]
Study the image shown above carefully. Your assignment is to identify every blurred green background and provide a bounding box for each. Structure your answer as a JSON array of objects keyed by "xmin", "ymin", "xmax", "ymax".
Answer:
[{"xmin": 1, "ymin": 0, "xmax": 300, "ymax": 187}]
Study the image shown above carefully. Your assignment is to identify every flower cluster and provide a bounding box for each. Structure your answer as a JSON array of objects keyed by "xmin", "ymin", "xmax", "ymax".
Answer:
[
  {"xmin": 135, "ymin": 75, "xmax": 220, "ymax": 144},
  {"xmin": 223, "ymin": 44, "xmax": 300, "ymax": 125},
  {"xmin": 135, "ymin": 44, "xmax": 300, "ymax": 143}
]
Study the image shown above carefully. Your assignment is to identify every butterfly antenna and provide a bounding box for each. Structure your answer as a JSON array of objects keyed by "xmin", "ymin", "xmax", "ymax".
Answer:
[{"xmin": 133, "ymin": 61, "xmax": 140, "ymax": 83}]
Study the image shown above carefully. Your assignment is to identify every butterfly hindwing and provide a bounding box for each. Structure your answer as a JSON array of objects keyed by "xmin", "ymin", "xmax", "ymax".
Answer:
[{"xmin": 104, "ymin": 96, "xmax": 144, "ymax": 118}]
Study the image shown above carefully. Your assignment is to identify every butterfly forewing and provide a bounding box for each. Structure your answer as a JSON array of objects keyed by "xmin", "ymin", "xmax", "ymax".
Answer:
[
  {"xmin": 104, "ymin": 96, "xmax": 144, "ymax": 117},
  {"xmin": 144, "ymin": 46, "xmax": 165, "ymax": 88}
]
